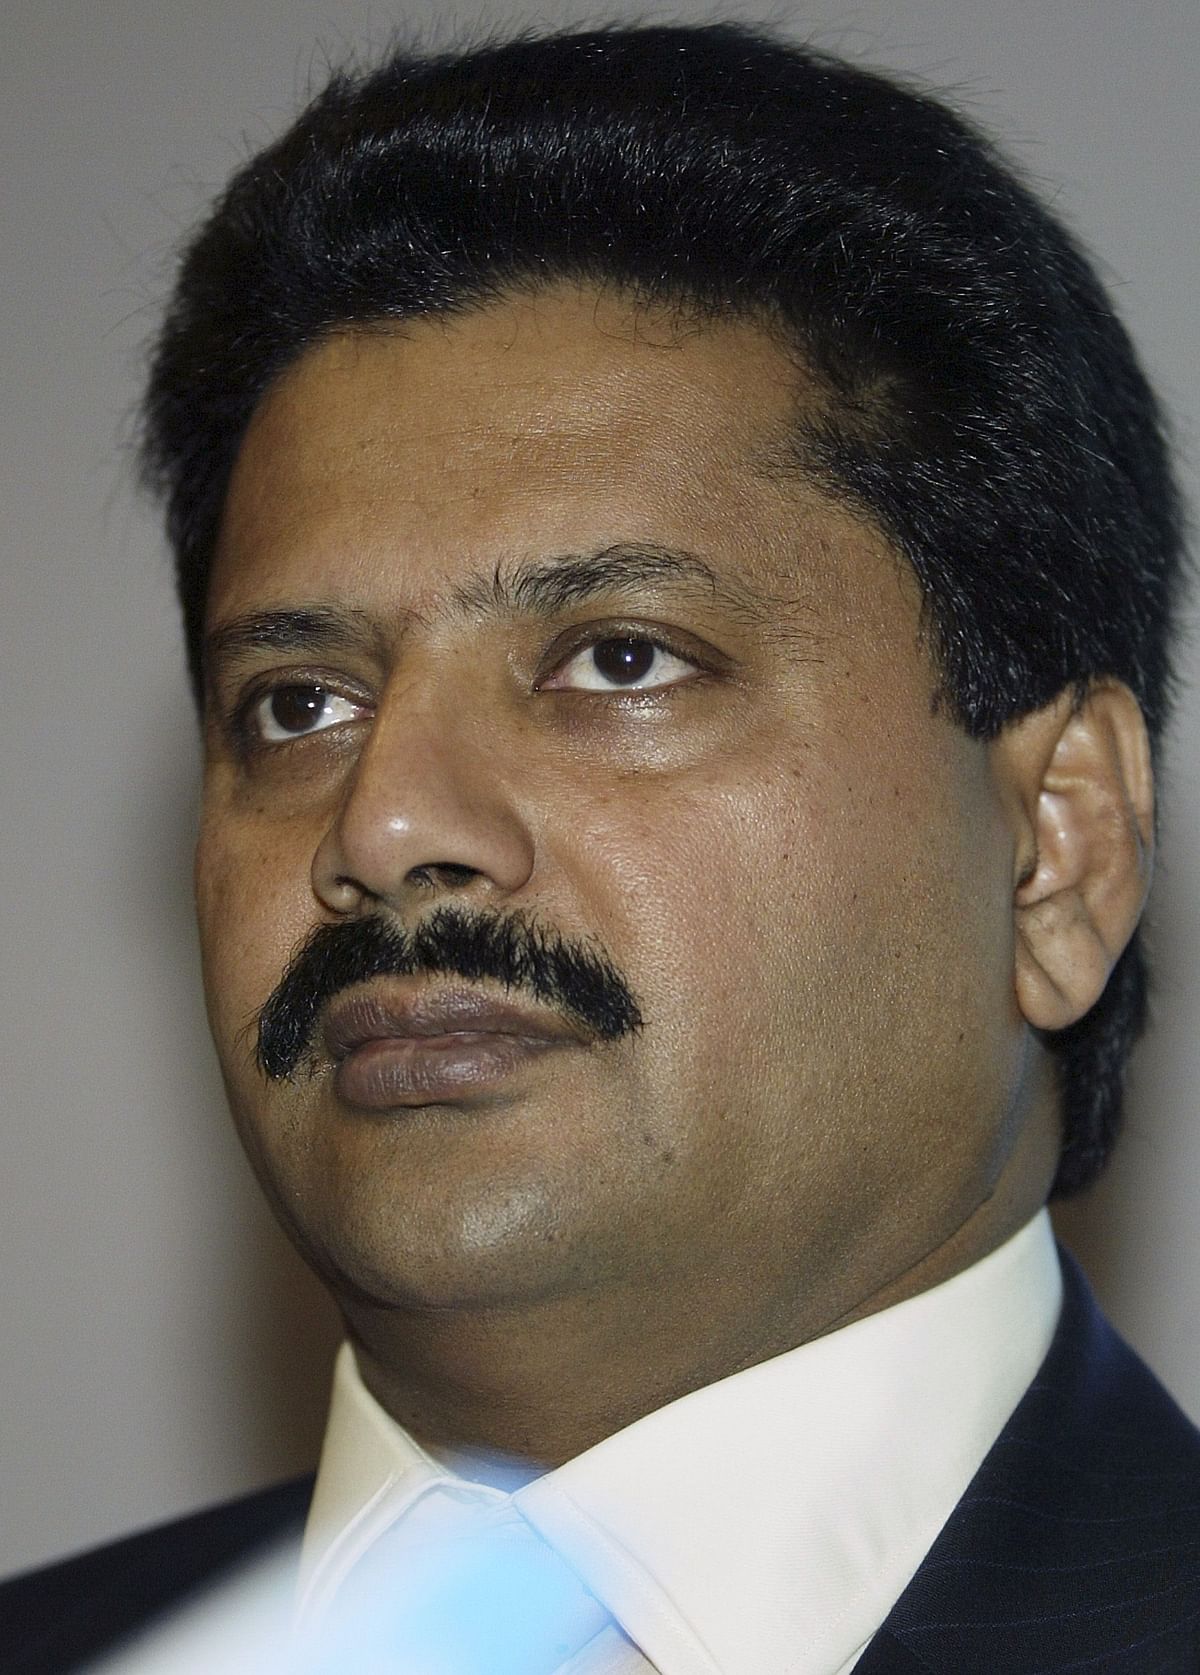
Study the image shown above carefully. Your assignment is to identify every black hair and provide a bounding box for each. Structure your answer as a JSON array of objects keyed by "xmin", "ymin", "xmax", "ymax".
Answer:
[{"xmin": 140, "ymin": 22, "xmax": 1186, "ymax": 1196}]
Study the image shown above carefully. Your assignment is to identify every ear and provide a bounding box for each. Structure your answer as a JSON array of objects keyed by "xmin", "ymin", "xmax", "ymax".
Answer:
[{"xmin": 990, "ymin": 682, "xmax": 1154, "ymax": 1033}]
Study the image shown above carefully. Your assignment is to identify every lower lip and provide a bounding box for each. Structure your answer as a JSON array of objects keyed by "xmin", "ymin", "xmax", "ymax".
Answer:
[{"xmin": 331, "ymin": 1033, "xmax": 569, "ymax": 1110}]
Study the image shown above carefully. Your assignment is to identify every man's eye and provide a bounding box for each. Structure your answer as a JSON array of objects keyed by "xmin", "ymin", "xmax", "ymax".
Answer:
[
  {"xmin": 542, "ymin": 637, "xmax": 699, "ymax": 693},
  {"xmin": 248, "ymin": 684, "xmax": 365, "ymax": 743}
]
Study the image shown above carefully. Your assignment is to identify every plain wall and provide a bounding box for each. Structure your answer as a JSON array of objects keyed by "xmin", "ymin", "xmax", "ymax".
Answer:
[{"xmin": 2, "ymin": 0, "xmax": 1197, "ymax": 1579}]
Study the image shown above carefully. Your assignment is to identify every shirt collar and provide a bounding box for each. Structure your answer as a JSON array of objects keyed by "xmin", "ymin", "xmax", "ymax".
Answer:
[{"xmin": 301, "ymin": 1211, "xmax": 1061, "ymax": 1674}]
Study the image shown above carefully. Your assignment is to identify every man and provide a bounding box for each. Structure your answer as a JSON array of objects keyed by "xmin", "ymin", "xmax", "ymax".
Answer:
[{"xmin": 3, "ymin": 19, "xmax": 1197, "ymax": 1673}]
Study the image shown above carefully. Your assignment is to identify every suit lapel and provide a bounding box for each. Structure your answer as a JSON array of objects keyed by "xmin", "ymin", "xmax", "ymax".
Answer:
[
  {"xmin": 856, "ymin": 1250, "xmax": 1200, "ymax": 1674},
  {"xmin": 850, "ymin": 1626, "xmax": 933, "ymax": 1673}
]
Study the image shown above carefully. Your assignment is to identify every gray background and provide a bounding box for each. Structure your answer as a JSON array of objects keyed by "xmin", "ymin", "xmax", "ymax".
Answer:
[{"xmin": 2, "ymin": 0, "xmax": 1197, "ymax": 1579}]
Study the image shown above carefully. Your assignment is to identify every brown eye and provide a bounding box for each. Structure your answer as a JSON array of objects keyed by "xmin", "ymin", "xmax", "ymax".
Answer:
[
  {"xmin": 592, "ymin": 639, "xmax": 657, "ymax": 684},
  {"xmin": 271, "ymin": 686, "xmax": 327, "ymax": 732},
  {"xmin": 544, "ymin": 636, "xmax": 699, "ymax": 693},
  {"xmin": 249, "ymin": 684, "xmax": 365, "ymax": 743}
]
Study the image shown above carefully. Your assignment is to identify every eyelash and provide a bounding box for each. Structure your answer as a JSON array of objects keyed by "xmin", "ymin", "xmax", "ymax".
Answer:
[
  {"xmin": 227, "ymin": 627, "xmax": 713, "ymax": 754},
  {"xmin": 228, "ymin": 670, "xmax": 366, "ymax": 756},
  {"xmin": 533, "ymin": 626, "xmax": 707, "ymax": 693}
]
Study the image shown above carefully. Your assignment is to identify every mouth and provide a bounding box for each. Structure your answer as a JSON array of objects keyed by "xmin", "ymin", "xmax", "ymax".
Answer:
[{"xmin": 321, "ymin": 988, "xmax": 584, "ymax": 1110}]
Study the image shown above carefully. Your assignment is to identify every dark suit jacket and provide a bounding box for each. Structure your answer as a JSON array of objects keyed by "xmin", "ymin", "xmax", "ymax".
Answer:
[{"xmin": 3, "ymin": 1252, "xmax": 1198, "ymax": 1672}]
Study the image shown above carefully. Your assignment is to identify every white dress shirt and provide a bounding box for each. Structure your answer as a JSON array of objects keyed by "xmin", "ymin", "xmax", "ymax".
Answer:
[{"xmin": 298, "ymin": 1211, "xmax": 1062, "ymax": 1675}]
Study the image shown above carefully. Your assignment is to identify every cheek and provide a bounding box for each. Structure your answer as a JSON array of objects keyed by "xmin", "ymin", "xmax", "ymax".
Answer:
[
  {"xmin": 193, "ymin": 799, "xmax": 315, "ymax": 1065},
  {"xmin": 563, "ymin": 716, "xmax": 1009, "ymax": 1107},
  {"xmin": 570, "ymin": 741, "xmax": 885, "ymax": 956},
  {"xmin": 550, "ymin": 759, "xmax": 828, "ymax": 1061}
]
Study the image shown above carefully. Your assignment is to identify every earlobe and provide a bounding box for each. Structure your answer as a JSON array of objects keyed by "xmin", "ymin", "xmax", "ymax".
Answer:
[{"xmin": 992, "ymin": 683, "xmax": 1154, "ymax": 1033}]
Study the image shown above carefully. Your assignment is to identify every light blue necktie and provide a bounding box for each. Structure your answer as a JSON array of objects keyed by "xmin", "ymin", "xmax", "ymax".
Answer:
[{"xmin": 300, "ymin": 1494, "xmax": 615, "ymax": 1674}]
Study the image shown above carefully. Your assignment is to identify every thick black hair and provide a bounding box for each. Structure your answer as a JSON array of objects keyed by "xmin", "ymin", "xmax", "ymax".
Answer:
[{"xmin": 141, "ymin": 22, "xmax": 1186, "ymax": 1196}]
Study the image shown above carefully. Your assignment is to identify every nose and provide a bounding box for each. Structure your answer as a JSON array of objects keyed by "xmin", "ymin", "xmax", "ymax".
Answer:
[{"xmin": 311, "ymin": 679, "xmax": 536, "ymax": 917}]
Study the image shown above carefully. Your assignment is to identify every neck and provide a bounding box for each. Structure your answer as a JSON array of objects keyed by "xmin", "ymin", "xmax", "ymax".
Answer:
[{"xmin": 341, "ymin": 1106, "xmax": 1058, "ymax": 1468}]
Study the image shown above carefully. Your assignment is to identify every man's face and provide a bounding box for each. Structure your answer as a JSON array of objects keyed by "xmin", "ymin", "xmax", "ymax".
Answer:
[{"xmin": 197, "ymin": 285, "xmax": 1031, "ymax": 1357}]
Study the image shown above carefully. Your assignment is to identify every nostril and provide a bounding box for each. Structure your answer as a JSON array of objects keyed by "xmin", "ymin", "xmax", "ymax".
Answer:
[{"xmin": 409, "ymin": 862, "xmax": 481, "ymax": 889}]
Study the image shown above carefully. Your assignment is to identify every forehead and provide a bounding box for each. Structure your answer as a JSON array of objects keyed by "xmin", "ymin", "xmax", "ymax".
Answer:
[{"xmin": 211, "ymin": 282, "xmax": 909, "ymax": 637}]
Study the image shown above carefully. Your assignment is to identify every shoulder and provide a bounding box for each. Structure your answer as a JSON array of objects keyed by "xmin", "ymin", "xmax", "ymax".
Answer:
[
  {"xmin": 1005, "ymin": 1247, "xmax": 1200, "ymax": 1502},
  {"xmin": 875, "ymin": 1251, "xmax": 1200, "ymax": 1672},
  {"xmin": 0, "ymin": 1475, "xmax": 313, "ymax": 1674}
]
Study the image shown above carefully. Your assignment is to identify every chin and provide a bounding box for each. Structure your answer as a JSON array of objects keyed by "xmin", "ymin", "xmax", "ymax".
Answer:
[{"xmin": 289, "ymin": 1177, "xmax": 609, "ymax": 1315}]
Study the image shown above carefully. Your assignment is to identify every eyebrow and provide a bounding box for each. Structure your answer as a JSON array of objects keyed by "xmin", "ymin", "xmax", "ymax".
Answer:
[
  {"xmin": 203, "ymin": 542, "xmax": 793, "ymax": 682},
  {"xmin": 204, "ymin": 605, "xmax": 384, "ymax": 681},
  {"xmin": 453, "ymin": 542, "xmax": 776, "ymax": 623}
]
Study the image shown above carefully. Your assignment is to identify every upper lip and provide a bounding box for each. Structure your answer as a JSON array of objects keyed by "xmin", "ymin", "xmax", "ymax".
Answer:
[{"xmin": 322, "ymin": 987, "xmax": 584, "ymax": 1062}]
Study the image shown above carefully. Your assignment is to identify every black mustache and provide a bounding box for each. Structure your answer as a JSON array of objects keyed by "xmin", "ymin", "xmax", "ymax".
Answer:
[{"xmin": 255, "ymin": 906, "xmax": 643, "ymax": 1080}]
